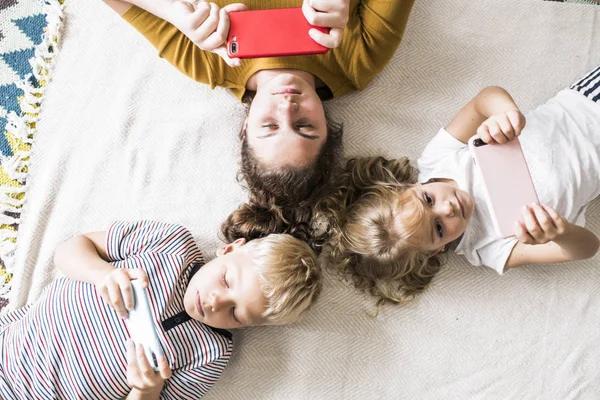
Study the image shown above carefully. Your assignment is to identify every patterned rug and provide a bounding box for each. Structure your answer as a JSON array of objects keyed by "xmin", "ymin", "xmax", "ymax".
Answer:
[{"xmin": 0, "ymin": 0, "xmax": 64, "ymax": 312}]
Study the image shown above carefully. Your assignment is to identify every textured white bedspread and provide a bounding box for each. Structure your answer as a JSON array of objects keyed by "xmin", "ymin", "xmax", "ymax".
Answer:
[{"xmin": 9, "ymin": 0, "xmax": 600, "ymax": 398}]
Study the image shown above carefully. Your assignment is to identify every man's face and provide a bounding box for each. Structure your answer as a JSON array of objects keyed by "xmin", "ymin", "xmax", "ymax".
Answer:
[{"xmin": 184, "ymin": 239, "xmax": 268, "ymax": 329}]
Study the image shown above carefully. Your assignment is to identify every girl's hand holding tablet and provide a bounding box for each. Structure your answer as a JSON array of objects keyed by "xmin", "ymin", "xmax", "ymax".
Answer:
[
  {"xmin": 515, "ymin": 203, "xmax": 569, "ymax": 245},
  {"xmin": 476, "ymin": 109, "xmax": 526, "ymax": 144}
]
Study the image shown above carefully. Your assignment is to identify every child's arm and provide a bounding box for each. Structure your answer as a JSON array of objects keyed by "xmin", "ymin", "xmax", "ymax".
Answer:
[
  {"xmin": 445, "ymin": 86, "xmax": 526, "ymax": 144},
  {"xmin": 505, "ymin": 203, "xmax": 600, "ymax": 268},
  {"xmin": 54, "ymin": 232, "xmax": 149, "ymax": 318},
  {"xmin": 126, "ymin": 389, "xmax": 159, "ymax": 400},
  {"xmin": 125, "ymin": 340, "xmax": 172, "ymax": 400}
]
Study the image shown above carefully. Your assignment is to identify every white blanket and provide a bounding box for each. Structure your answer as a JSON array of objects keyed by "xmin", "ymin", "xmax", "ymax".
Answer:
[{"xmin": 10, "ymin": 0, "xmax": 600, "ymax": 397}]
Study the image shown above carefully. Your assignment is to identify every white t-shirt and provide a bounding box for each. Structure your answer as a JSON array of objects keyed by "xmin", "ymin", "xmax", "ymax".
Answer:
[{"xmin": 418, "ymin": 89, "xmax": 600, "ymax": 273}]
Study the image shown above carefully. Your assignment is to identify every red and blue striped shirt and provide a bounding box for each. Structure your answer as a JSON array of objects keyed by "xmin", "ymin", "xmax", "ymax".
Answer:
[{"xmin": 0, "ymin": 221, "xmax": 232, "ymax": 399}]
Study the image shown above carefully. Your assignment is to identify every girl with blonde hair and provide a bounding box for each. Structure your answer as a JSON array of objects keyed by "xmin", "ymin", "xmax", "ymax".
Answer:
[
  {"xmin": 321, "ymin": 66, "xmax": 600, "ymax": 305},
  {"xmin": 317, "ymin": 156, "xmax": 445, "ymax": 305}
]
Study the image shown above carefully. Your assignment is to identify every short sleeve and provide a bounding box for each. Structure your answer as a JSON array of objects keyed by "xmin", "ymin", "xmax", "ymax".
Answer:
[
  {"xmin": 476, "ymin": 237, "xmax": 519, "ymax": 275},
  {"xmin": 121, "ymin": 6, "xmax": 222, "ymax": 88},
  {"xmin": 418, "ymin": 128, "xmax": 468, "ymax": 182},
  {"xmin": 105, "ymin": 221, "xmax": 199, "ymax": 262}
]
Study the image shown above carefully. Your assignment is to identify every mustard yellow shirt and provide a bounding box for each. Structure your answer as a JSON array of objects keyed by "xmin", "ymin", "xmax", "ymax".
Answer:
[{"xmin": 122, "ymin": 0, "xmax": 414, "ymax": 101}]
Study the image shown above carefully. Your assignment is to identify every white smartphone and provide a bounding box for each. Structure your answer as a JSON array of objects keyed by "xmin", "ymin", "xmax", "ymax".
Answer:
[
  {"xmin": 126, "ymin": 280, "xmax": 165, "ymax": 372},
  {"xmin": 468, "ymin": 136, "xmax": 539, "ymax": 238}
]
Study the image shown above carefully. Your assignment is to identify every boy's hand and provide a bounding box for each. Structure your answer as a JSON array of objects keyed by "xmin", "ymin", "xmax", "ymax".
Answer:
[
  {"xmin": 514, "ymin": 203, "xmax": 568, "ymax": 245},
  {"xmin": 168, "ymin": 1, "xmax": 247, "ymax": 67},
  {"xmin": 126, "ymin": 340, "xmax": 172, "ymax": 395},
  {"xmin": 96, "ymin": 268, "xmax": 149, "ymax": 319},
  {"xmin": 302, "ymin": 0, "xmax": 350, "ymax": 48},
  {"xmin": 476, "ymin": 109, "xmax": 526, "ymax": 144}
]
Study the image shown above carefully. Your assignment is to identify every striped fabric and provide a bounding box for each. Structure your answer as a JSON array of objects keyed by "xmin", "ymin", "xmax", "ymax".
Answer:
[
  {"xmin": 570, "ymin": 64, "xmax": 600, "ymax": 102},
  {"xmin": 0, "ymin": 221, "xmax": 232, "ymax": 399}
]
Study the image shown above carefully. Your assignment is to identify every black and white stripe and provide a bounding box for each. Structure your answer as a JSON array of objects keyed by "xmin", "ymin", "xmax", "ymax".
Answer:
[{"xmin": 570, "ymin": 64, "xmax": 600, "ymax": 102}]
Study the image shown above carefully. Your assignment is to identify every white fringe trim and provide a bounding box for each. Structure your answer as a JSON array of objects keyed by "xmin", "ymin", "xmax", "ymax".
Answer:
[{"xmin": 0, "ymin": 0, "xmax": 65, "ymax": 298}]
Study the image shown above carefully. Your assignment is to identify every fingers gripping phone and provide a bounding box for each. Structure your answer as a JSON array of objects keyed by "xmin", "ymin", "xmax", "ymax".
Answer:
[
  {"xmin": 125, "ymin": 280, "xmax": 165, "ymax": 372},
  {"xmin": 468, "ymin": 136, "xmax": 539, "ymax": 238},
  {"xmin": 227, "ymin": 8, "xmax": 330, "ymax": 59}
]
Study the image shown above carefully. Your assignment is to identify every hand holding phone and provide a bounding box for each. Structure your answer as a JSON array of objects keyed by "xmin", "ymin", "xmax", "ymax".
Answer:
[
  {"xmin": 126, "ymin": 339, "xmax": 172, "ymax": 393},
  {"xmin": 95, "ymin": 268, "xmax": 149, "ymax": 319},
  {"xmin": 125, "ymin": 280, "xmax": 165, "ymax": 372},
  {"xmin": 227, "ymin": 8, "xmax": 330, "ymax": 59},
  {"xmin": 476, "ymin": 109, "xmax": 526, "ymax": 144},
  {"xmin": 515, "ymin": 203, "xmax": 569, "ymax": 245},
  {"xmin": 468, "ymin": 135, "xmax": 539, "ymax": 238},
  {"xmin": 168, "ymin": 1, "xmax": 247, "ymax": 67},
  {"xmin": 302, "ymin": 0, "xmax": 350, "ymax": 48}
]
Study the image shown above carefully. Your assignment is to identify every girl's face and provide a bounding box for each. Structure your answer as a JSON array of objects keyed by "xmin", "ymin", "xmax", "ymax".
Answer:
[
  {"xmin": 245, "ymin": 73, "xmax": 327, "ymax": 168},
  {"xmin": 408, "ymin": 181, "xmax": 474, "ymax": 252}
]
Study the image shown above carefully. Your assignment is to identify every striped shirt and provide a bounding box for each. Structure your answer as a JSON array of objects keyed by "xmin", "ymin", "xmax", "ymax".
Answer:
[
  {"xmin": 0, "ymin": 221, "xmax": 233, "ymax": 399},
  {"xmin": 570, "ymin": 64, "xmax": 600, "ymax": 103}
]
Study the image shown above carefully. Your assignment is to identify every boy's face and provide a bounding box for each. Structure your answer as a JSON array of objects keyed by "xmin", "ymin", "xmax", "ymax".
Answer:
[
  {"xmin": 408, "ymin": 181, "xmax": 474, "ymax": 252},
  {"xmin": 183, "ymin": 239, "xmax": 268, "ymax": 329}
]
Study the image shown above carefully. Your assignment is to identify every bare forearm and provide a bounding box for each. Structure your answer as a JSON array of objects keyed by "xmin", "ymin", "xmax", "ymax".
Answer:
[
  {"xmin": 473, "ymin": 86, "xmax": 518, "ymax": 120},
  {"xmin": 446, "ymin": 86, "xmax": 521, "ymax": 143},
  {"xmin": 126, "ymin": 388, "xmax": 161, "ymax": 400},
  {"xmin": 54, "ymin": 234, "xmax": 113, "ymax": 285},
  {"xmin": 554, "ymin": 223, "xmax": 600, "ymax": 261}
]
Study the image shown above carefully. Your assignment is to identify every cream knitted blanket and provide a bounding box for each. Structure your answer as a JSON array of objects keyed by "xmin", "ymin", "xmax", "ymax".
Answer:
[{"xmin": 9, "ymin": 0, "xmax": 600, "ymax": 397}]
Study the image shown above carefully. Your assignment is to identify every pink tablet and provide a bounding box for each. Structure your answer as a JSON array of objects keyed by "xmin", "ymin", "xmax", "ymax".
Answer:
[{"xmin": 468, "ymin": 136, "xmax": 539, "ymax": 238}]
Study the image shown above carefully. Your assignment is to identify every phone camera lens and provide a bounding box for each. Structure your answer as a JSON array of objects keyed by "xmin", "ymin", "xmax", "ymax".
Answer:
[
  {"xmin": 474, "ymin": 139, "xmax": 485, "ymax": 147},
  {"xmin": 231, "ymin": 42, "xmax": 237, "ymax": 54}
]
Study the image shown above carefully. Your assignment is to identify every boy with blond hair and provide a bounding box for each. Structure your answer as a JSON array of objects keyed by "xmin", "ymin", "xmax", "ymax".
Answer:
[{"xmin": 0, "ymin": 220, "xmax": 321, "ymax": 399}]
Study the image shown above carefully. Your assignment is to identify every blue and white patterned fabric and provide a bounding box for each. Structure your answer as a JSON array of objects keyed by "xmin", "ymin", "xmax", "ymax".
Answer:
[{"xmin": 0, "ymin": 0, "xmax": 63, "ymax": 311}]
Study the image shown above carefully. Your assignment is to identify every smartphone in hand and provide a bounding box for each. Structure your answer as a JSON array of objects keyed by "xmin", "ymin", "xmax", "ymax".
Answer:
[
  {"xmin": 227, "ymin": 8, "xmax": 329, "ymax": 59},
  {"xmin": 468, "ymin": 136, "xmax": 539, "ymax": 238},
  {"xmin": 125, "ymin": 280, "xmax": 165, "ymax": 372}
]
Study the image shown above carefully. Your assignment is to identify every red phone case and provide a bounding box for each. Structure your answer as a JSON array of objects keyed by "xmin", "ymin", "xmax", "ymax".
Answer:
[{"xmin": 227, "ymin": 8, "xmax": 329, "ymax": 59}]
